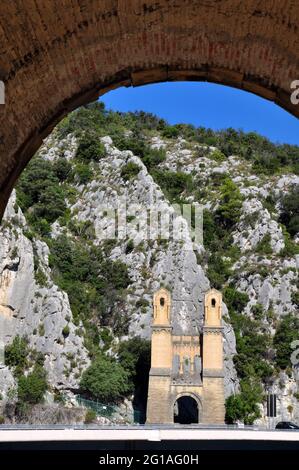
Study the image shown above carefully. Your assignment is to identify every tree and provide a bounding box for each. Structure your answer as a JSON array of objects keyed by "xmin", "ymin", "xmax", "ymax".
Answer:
[
  {"xmin": 279, "ymin": 186, "xmax": 299, "ymax": 236},
  {"xmin": 18, "ymin": 365, "xmax": 48, "ymax": 404},
  {"xmin": 273, "ymin": 314, "xmax": 299, "ymax": 369},
  {"xmin": 80, "ymin": 355, "xmax": 130, "ymax": 402},
  {"xmin": 5, "ymin": 336, "xmax": 29, "ymax": 376},
  {"xmin": 76, "ymin": 134, "xmax": 106, "ymax": 162},
  {"xmin": 121, "ymin": 162, "xmax": 141, "ymax": 181},
  {"xmin": 215, "ymin": 178, "xmax": 243, "ymax": 228},
  {"xmin": 225, "ymin": 379, "xmax": 263, "ymax": 425}
]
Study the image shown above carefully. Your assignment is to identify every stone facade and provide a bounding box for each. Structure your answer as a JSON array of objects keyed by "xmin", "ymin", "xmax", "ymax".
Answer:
[{"xmin": 146, "ymin": 288, "xmax": 225, "ymax": 424}]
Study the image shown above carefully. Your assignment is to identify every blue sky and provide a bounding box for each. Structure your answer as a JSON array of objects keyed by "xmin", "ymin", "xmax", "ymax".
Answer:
[{"xmin": 102, "ymin": 82, "xmax": 299, "ymax": 145}]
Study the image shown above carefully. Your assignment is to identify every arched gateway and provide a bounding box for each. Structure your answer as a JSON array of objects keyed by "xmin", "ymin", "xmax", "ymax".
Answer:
[
  {"xmin": 0, "ymin": 1, "xmax": 299, "ymax": 220},
  {"xmin": 146, "ymin": 288, "xmax": 225, "ymax": 424}
]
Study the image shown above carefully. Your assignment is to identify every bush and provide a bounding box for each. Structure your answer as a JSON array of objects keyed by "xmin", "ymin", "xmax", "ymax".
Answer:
[
  {"xmin": 48, "ymin": 235, "xmax": 131, "ymax": 338},
  {"xmin": 16, "ymin": 157, "xmax": 59, "ymax": 212},
  {"xmin": 5, "ymin": 336, "xmax": 29, "ymax": 376},
  {"xmin": 279, "ymin": 186, "xmax": 299, "ymax": 237},
  {"xmin": 35, "ymin": 268, "xmax": 48, "ymax": 287},
  {"xmin": 161, "ymin": 125, "xmax": 179, "ymax": 139},
  {"xmin": 62, "ymin": 325, "xmax": 70, "ymax": 338},
  {"xmin": 210, "ymin": 148, "xmax": 226, "ymax": 162},
  {"xmin": 80, "ymin": 355, "xmax": 130, "ymax": 402},
  {"xmin": 215, "ymin": 178, "xmax": 243, "ymax": 228},
  {"xmin": 121, "ymin": 162, "xmax": 141, "ymax": 181},
  {"xmin": 223, "ymin": 287, "xmax": 249, "ymax": 314},
  {"xmin": 225, "ymin": 379, "xmax": 263, "ymax": 424},
  {"xmin": 53, "ymin": 158, "xmax": 72, "ymax": 182},
  {"xmin": 142, "ymin": 148, "xmax": 166, "ymax": 170},
  {"xmin": 151, "ymin": 170, "xmax": 194, "ymax": 203},
  {"xmin": 76, "ymin": 134, "xmax": 106, "ymax": 162},
  {"xmin": 273, "ymin": 314, "xmax": 299, "ymax": 369},
  {"xmin": 118, "ymin": 338, "xmax": 151, "ymax": 423},
  {"xmin": 75, "ymin": 163, "xmax": 93, "ymax": 184},
  {"xmin": 18, "ymin": 365, "xmax": 48, "ymax": 404},
  {"xmin": 255, "ymin": 233, "xmax": 272, "ymax": 255},
  {"xmin": 85, "ymin": 408, "xmax": 97, "ymax": 424}
]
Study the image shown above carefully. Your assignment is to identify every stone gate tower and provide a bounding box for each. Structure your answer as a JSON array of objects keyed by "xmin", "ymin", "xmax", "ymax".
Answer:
[{"xmin": 146, "ymin": 288, "xmax": 225, "ymax": 424}]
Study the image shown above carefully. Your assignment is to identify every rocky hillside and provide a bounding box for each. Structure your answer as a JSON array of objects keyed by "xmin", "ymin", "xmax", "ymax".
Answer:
[{"xmin": 0, "ymin": 103, "xmax": 298, "ymax": 425}]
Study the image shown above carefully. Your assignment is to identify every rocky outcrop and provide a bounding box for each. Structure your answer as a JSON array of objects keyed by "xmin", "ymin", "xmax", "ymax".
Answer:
[
  {"xmin": 0, "ymin": 191, "xmax": 89, "ymax": 395},
  {"xmin": 1, "ymin": 127, "xmax": 298, "ymax": 423}
]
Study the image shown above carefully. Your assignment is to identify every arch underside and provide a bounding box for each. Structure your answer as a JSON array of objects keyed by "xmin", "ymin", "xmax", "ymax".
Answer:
[{"xmin": 0, "ymin": 0, "xmax": 298, "ymax": 219}]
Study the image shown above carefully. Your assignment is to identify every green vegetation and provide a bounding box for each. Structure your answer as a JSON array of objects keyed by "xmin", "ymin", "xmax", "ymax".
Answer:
[
  {"xmin": 273, "ymin": 314, "xmax": 299, "ymax": 369},
  {"xmin": 201, "ymin": 178, "xmax": 243, "ymax": 289},
  {"xmin": 18, "ymin": 365, "xmax": 48, "ymax": 404},
  {"xmin": 13, "ymin": 101, "xmax": 299, "ymax": 424},
  {"xmin": 80, "ymin": 355, "xmax": 130, "ymax": 403},
  {"xmin": 255, "ymin": 233, "xmax": 272, "ymax": 255},
  {"xmin": 5, "ymin": 336, "xmax": 48, "ymax": 406},
  {"xmin": 151, "ymin": 170, "xmax": 194, "ymax": 204},
  {"xmin": 76, "ymin": 133, "xmax": 106, "ymax": 162},
  {"xmin": 118, "ymin": 337, "xmax": 151, "ymax": 422},
  {"xmin": 121, "ymin": 162, "xmax": 141, "ymax": 181},
  {"xmin": 215, "ymin": 178, "xmax": 243, "ymax": 229},
  {"xmin": 225, "ymin": 379, "xmax": 263, "ymax": 425},
  {"xmin": 223, "ymin": 287, "xmax": 273, "ymax": 423},
  {"xmin": 279, "ymin": 186, "xmax": 299, "ymax": 237},
  {"xmin": 5, "ymin": 336, "xmax": 29, "ymax": 377},
  {"xmin": 84, "ymin": 408, "xmax": 97, "ymax": 424},
  {"xmin": 55, "ymin": 102, "xmax": 299, "ymax": 177},
  {"xmin": 48, "ymin": 235, "xmax": 131, "ymax": 349}
]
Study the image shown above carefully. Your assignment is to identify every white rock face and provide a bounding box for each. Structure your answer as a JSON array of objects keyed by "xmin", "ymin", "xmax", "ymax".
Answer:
[
  {"xmin": 233, "ymin": 199, "xmax": 285, "ymax": 254},
  {"xmin": 0, "ymin": 191, "xmax": 89, "ymax": 391},
  {"xmin": 1, "ymin": 127, "xmax": 298, "ymax": 422}
]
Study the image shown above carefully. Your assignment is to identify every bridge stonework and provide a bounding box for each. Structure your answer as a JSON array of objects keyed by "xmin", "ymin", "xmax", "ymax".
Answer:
[
  {"xmin": 0, "ymin": 1, "xmax": 299, "ymax": 220},
  {"xmin": 146, "ymin": 288, "xmax": 225, "ymax": 424}
]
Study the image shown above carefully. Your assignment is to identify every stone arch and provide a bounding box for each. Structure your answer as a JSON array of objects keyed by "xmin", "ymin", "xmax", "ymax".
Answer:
[
  {"xmin": 173, "ymin": 392, "xmax": 203, "ymax": 424},
  {"xmin": 1, "ymin": 1, "xmax": 298, "ymax": 219}
]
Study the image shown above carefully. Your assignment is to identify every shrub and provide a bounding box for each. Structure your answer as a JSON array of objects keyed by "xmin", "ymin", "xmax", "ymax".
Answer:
[
  {"xmin": 76, "ymin": 134, "xmax": 106, "ymax": 162},
  {"xmin": 273, "ymin": 314, "xmax": 299, "ymax": 369},
  {"xmin": 225, "ymin": 379, "xmax": 263, "ymax": 424},
  {"xmin": 142, "ymin": 148, "xmax": 166, "ymax": 169},
  {"xmin": 85, "ymin": 408, "xmax": 97, "ymax": 424},
  {"xmin": 121, "ymin": 162, "xmax": 141, "ymax": 181},
  {"xmin": 5, "ymin": 336, "xmax": 29, "ymax": 376},
  {"xmin": 75, "ymin": 163, "xmax": 93, "ymax": 184},
  {"xmin": 53, "ymin": 158, "xmax": 72, "ymax": 182},
  {"xmin": 62, "ymin": 325, "xmax": 70, "ymax": 338},
  {"xmin": 35, "ymin": 268, "xmax": 48, "ymax": 287},
  {"xmin": 210, "ymin": 148, "xmax": 226, "ymax": 162},
  {"xmin": 18, "ymin": 365, "xmax": 48, "ymax": 404},
  {"xmin": 161, "ymin": 125, "xmax": 179, "ymax": 139},
  {"xmin": 223, "ymin": 287, "xmax": 249, "ymax": 314},
  {"xmin": 16, "ymin": 157, "xmax": 59, "ymax": 212},
  {"xmin": 151, "ymin": 170, "xmax": 194, "ymax": 203},
  {"xmin": 255, "ymin": 233, "xmax": 272, "ymax": 255},
  {"xmin": 80, "ymin": 355, "xmax": 130, "ymax": 402},
  {"xmin": 125, "ymin": 239, "xmax": 134, "ymax": 254},
  {"xmin": 215, "ymin": 178, "xmax": 243, "ymax": 228},
  {"xmin": 279, "ymin": 186, "xmax": 299, "ymax": 237}
]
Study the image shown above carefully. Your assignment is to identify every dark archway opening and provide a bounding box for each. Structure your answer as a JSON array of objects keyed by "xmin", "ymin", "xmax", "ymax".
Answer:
[{"xmin": 174, "ymin": 396, "xmax": 199, "ymax": 424}]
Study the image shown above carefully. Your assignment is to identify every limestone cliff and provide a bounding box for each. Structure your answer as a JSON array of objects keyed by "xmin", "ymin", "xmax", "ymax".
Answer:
[{"xmin": 0, "ymin": 110, "xmax": 298, "ymax": 425}]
